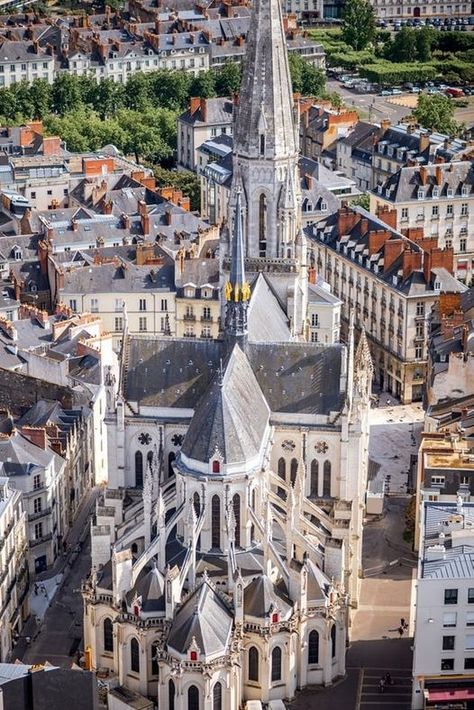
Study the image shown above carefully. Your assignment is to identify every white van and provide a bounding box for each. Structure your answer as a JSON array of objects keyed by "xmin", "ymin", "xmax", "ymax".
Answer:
[
  {"xmin": 268, "ymin": 701, "xmax": 286, "ymax": 710},
  {"xmin": 245, "ymin": 702, "xmax": 263, "ymax": 710}
]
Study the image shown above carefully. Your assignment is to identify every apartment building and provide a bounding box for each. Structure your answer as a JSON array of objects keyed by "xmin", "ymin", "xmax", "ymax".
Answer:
[
  {"xmin": 177, "ymin": 97, "xmax": 234, "ymax": 171},
  {"xmin": 0, "ymin": 429, "xmax": 65, "ymax": 575},
  {"xmin": 0, "ymin": 41, "xmax": 54, "ymax": 88},
  {"xmin": 299, "ymin": 103, "xmax": 359, "ymax": 166},
  {"xmin": 370, "ymin": 161, "xmax": 474, "ymax": 284},
  {"xmin": 371, "ymin": 0, "xmax": 472, "ymax": 20},
  {"xmin": 307, "ymin": 276, "xmax": 342, "ymax": 344},
  {"xmin": 175, "ymin": 254, "xmax": 220, "ymax": 339},
  {"xmin": 306, "ymin": 205, "xmax": 467, "ymax": 403},
  {"xmin": 412, "ymin": 500, "xmax": 474, "ymax": 709},
  {"xmin": 54, "ymin": 250, "xmax": 176, "ymax": 348},
  {"xmin": 0, "ymin": 477, "xmax": 28, "ymax": 663}
]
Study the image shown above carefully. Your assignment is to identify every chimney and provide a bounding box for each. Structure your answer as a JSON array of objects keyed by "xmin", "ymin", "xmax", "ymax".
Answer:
[
  {"xmin": 368, "ymin": 229, "xmax": 390, "ymax": 256},
  {"xmin": 190, "ymin": 96, "xmax": 200, "ymax": 115},
  {"xmin": 380, "ymin": 119, "xmax": 391, "ymax": 133},
  {"xmin": 138, "ymin": 199, "xmax": 147, "ymax": 217},
  {"xmin": 435, "ymin": 165, "xmax": 443, "ymax": 186},
  {"xmin": 200, "ymin": 98, "xmax": 207, "ymax": 122},
  {"xmin": 383, "ymin": 239, "xmax": 404, "ymax": 272},
  {"xmin": 423, "ymin": 251, "xmax": 432, "ymax": 283},
  {"xmin": 402, "ymin": 248, "xmax": 423, "ymax": 281},
  {"xmin": 336, "ymin": 206, "xmax": 360, "ymax": 238},
  {"xmin": 308, "ymin": 266, "xmax": 316, "ymax": 284},
  {"xmin": 419, "ymin": 165, "xmax": 428, "ymax": 186},
  {"xmin": 141, "ymin": 213, "xmax": 150, "ymax": 236},
  {"xmin": 121, "ymin": 213, "xmax": 130, "ymax": 230},
  {"xmin": 419, "ymin": 132, "xmax": 431, "ymax": 153},
  {"xmin": 71, "ymin": 218, "xmax": 78, "ymax": 232},
  {"xmin": 376, "ymin": 204, "xmax": 397, "ymax": 230},
  {"xmin": 165, "ymin": 210, "xmax": 172, "ymax": 226},
  {"xmin": 21, "ymin": 426, "xmax": 47, "ymax": 450}
]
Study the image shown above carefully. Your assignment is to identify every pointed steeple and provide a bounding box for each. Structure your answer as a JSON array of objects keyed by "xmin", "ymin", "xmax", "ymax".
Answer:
[
  {"xmin": 234, "ymin": 0, "xmax": 296, "ymax": 160},
  {"xmin": 224, "ymin": 190, "xmax": 250, "ymax": 339}
]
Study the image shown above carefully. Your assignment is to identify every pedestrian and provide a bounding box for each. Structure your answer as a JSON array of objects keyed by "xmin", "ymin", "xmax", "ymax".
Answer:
[
  {"xmin": 379, "ymin": 678, "xmax": 385, "ymax": 693},
  {"xmin": 398, "ymin": 625, "xmax": 404, "ymax": 638},
  {"xmin": 385, "ymin": 672, "xmax": 392, "ymax": 686},
  {"xmin": 34, "ymin": 583, "xmax": 38, "ymax": 596}
]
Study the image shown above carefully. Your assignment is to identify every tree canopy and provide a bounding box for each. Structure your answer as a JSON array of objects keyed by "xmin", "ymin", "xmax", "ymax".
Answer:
[
  {"xmin": 341, "ymin": 0, "xmax": 376, "ymax": 51},
  {"xmin": 413, "ymin": 93, "xmax": 459, "ymax": 136}
]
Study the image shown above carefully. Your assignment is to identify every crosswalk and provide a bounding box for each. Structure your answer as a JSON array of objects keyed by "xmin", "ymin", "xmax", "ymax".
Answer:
[{"xmin": 358, "ymin": 668, "xmax": 412, "ymax": 709}]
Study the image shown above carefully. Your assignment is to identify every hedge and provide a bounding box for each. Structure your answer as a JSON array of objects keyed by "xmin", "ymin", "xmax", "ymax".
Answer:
[
  {"xmin": 328, "ymin": 50, "xmax": 376, "ymax": 69},
  {"xmin": 359, "ymin": 61, "xmax": 438, "ymax": 85}
]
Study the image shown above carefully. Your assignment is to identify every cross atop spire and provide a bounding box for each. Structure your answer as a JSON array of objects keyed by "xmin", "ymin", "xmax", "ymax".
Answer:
[{"xmin": 233, "ymin": 0, "xmax": 297, "ymax": 160}]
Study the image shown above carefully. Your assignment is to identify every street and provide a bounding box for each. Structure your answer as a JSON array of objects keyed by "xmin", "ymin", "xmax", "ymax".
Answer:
[
  {"xmin": 327, "ymin": 80, "xmax": 412, "ymax": 123},
  {"xmin": 12, "ymin": 489, "xmax": 97, "ymax": 668}
]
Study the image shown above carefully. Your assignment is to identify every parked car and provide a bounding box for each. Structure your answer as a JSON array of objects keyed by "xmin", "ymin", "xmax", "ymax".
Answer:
[
  {"xmin": 391, "ymin": 88, "xmax": 403, "ymax": 95},
  {"xmin": 380, "ymin": 89, "xmax": 392, "ymax": 96},
  {"xmin": 446, "ymin": 87, "xmax": 465, "ymax": 97}
]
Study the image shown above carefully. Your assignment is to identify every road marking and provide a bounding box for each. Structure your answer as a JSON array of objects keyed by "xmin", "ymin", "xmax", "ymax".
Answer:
[{"xmin": 356, "ymin": 668, "xmax": 364, "ymax": 710}]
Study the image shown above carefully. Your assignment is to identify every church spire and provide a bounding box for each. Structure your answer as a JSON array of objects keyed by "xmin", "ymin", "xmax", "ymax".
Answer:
[
  {"xmin": 224, "ymin": 189, "xmax": 250, "ymax": 340},
  {"xmin": 234, "ymin": 0, "xmax": 297, "ymax": 160}
]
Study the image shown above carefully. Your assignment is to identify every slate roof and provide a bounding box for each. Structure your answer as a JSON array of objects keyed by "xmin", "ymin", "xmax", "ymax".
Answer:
[
  {"xmin": 0, "ymin": 429, "xmax": 55, "ymax": 472},
  {"xmin": 60, "ymin": 257, "xmax": 175, "ymax": 295},
  {"xmin": 126, "ymin": 562, "xmax": 165, "ymax": 613},
  {"xmin": 244, "ymin": 573, "xmax": 292, "ymax": 618},
  {"xmin": 124, "ymin": 336, "xmax": 345, "ymax": 416},
  {"xmin": 180, "ymin": 343, "xmax": 269, "ymax": 465},
  {"xmin": 179, "ymin": 98, "xmax": 233, "ymax": 126},
  {"xmin": 167, "ymin": 578, "xmax": 233, "ymax": 655},
  {"xmin": 375, "ymin": 160, "xmax": 473, "ymax": 202}
]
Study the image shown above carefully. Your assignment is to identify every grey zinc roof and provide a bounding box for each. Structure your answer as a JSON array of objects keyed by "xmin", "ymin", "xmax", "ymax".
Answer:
[
  {"xmin": 60, "ymin": 258, "xmax": 174, "ymax": 295},
  {"xmin": 180, "ymin": 343, "xmax": 269, "ymax": 464},
  {"xmin": 375, "ymin": 160, "xmax": 473, "ymax": 202},
  {"xmin": 167, "ymin": 578, "xmax": 233, "ymax": 655},
  {"xmin": 247, "ymin": 273, "xmax": 291, "ymax": 343},
  {"xmin": 0, "ymin": 430, "xmax": 55, "ymax": 470},
  {"xmin": 179, "ymin": 97, "xmax": 233, "ymax": 126},
  {"xmin": 244, "ymin": 573, "xmax": 293, "ymax": 618}
]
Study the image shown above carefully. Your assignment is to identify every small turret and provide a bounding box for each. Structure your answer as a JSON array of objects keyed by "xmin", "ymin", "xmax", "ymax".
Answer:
[{"xmin": 224, "ymin": 189, "xmax": 250, "ymax": 341}]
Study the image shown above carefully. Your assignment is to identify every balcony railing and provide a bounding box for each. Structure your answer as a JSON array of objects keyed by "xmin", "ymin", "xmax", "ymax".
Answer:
[
  {"xmin": 200, "ymin": 315, "xmax": 213, "ymax": 322},
  {"xmin": 28, "ymin": 506, "xmax": 52, "ymax": 523},
  {"xmin": 183, "ymin": 313, "xmax": 196, "ymax": 322}
]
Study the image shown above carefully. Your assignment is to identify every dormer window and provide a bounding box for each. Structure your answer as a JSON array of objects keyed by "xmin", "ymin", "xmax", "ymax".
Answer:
[
  {"xmin": 417, "ymin": 188, "xmax": 424, "ymax": 199},
  {"xmin": 212, "ymin": 460, "xmax": 220, "ymax": 473},
  {"xmin": 434, "ymin": 279, "xmax": 441, "ymax": 291},
  {"xmin": 432, "ymin": 187, "xmax": 439, "ymax": 198},
  {"xmin": 271, "ymin": 612, "xmax": 279, "ymax": 623},
  {"xmin": 185, "ymin": 287, "xmax": 194, "ymax": 298},
  {"xmin": 447, "ymin": 187, "xmax": 454, "ymax": 198},
  {"xmin": 387, "ymin": 147, "xmax": 393, "ymax": 157},
  {"xmin": 190, "ymin": 651, "xmax": 198, "ymax": 661},
  {"xmin": 321, "ymin": 201, "xmax": 327, "ymax": 211},
  {"xmin": 12, "ymin": 247, "xmax": 22, "ymax": 260}
]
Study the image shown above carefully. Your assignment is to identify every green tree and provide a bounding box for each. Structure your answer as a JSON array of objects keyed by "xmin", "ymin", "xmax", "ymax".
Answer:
[
  {"xmin": 288, "ymin": 52, "xmax": 303, "ymax": 93},
  {"xmin": 413, "ymin": 93, "xmax": 459, "ymax": 135},
  {"xmin": 416, "ymin": 27, "xmax": 433, "ymax": 62},
  {"xmin": 148, "ymin": 70, "xmax": 191, "ymax": 110},
  {"xmin": 51, "ymin": 74, "xmax": 82, "ymax": 115},
  {"xmin": 388, "ymin": 27, "xmax": 417, "ymax": 63},
  {"xmin": 124, "ymin": 73, "xmax": 151, "ymax": 111},
  {"xmin": 341, "ymin": 0, "xmax": 376, "ymax": 51},
  {"xmin": 28, "ymin": 79, "xmax": 52, "ymax": 119},
  {"xmin": 350, "ymin": 193, "xmax": 370, "ymax": 210},
  {"xmin": 214, "ymin": 61, "xmax": 241, "ymax": 96},
  {"xmin": 301, "ymin": 62, "xmax": 325, "ymax": 96},
  {"xmin": 189, "ymin": 71, "xmax": 216, "ymax": 99}
]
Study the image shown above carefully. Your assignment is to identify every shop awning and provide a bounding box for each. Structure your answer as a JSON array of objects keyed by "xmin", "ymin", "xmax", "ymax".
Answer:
[{"xmin": 428, "ymin": 688, "xmax": 474, "ymax": 702}]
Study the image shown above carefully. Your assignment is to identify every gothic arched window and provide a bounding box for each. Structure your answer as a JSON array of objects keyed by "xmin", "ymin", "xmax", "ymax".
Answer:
[
  {"xmin": 331, "ymin": 624, "xmax": 337, "ymax": 659},
  {"xmin": 277, "ymin": 457, "xmax": 286, "ymax": 480},
  {"xmin": 212, "ymin": 495, "xmax": 220, "ymax": 549},
  {"xmin": 168, "ymin": 451, "xmax": 175, "ymax": 478},
  {"xmin": 290, "ymin": 458, "xmax": 298, "ymax": 486},
  {"xmin": 193, "ymin": 491, "xmax": 200, "ymax": 517},
  {"xmin": 130, "ymin": 637, "xmax": 140, "ymax": 673},
  {"xmin": 188, "ymin": 685, "xmax": 199, "ymax": 710},
  {"xmin": 233, "ymin": 493, "xmax": 241, "ymax": 547},
  {"xmin": 248, "ymin": 646, "xmax": 259, "ymax": 681},
  {"xmin": 308, "ymin": 630, "xmax": 319, "ymax": 664},
  {"xmin": 213, "ymin": 682, "xmax": 222, "ymax": 710},
  {"xmin": 310, "ymin": 460, "xmax": 319, "ymax": 497},
  {"xmin": 147, "ymin": 450, "xmax": 153, "ymax": 470},
  {"xmin": 169, "ymin": 680, "xmax": 175, "ymax": 710},
  {"xmin": 259, "ymin": 193, "xmax": 267, "ymax": 257},
  {"xmin": 260, "ymin": 134, "xmax": 265, "ymax": 156},
  {"xmin": 271, "ymin": 646, "xmax": 282, "ymax": 682},
  {"xmin": 135, "ymin": 451, "xmax": 143, "ymax": 488},
  {"xmin": 151, "ymin": 642, "xmax": 159, "ymax": 676},
  {"xmin": 323, "ymin": 460, "xmax": 331, "ymax": 497},
  {"xmin": 103, "ymin": 618, "xmax": 113, "ymax": 653}
]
